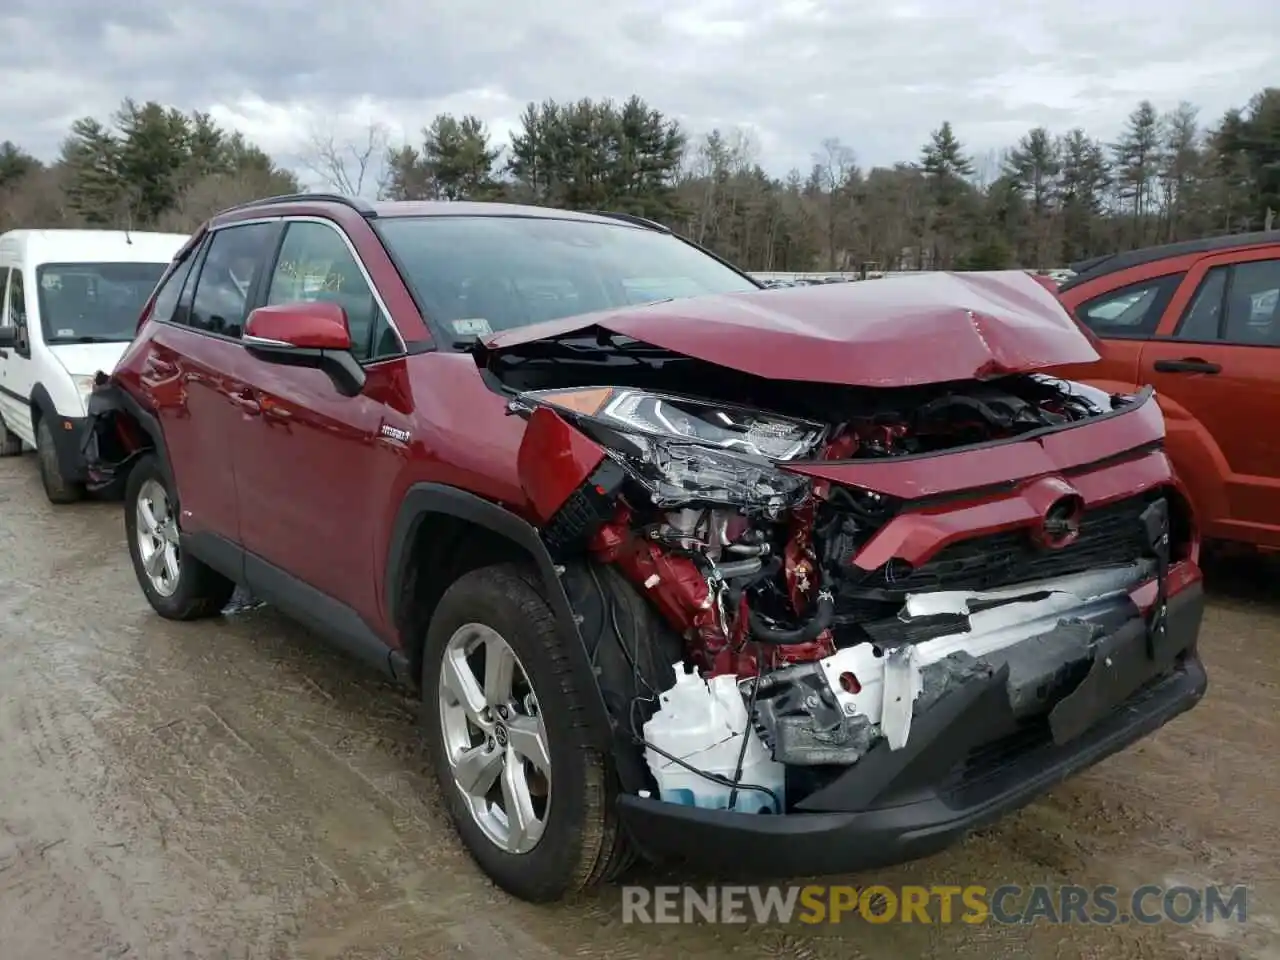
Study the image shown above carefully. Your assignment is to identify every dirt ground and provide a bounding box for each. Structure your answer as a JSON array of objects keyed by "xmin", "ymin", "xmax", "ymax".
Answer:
[{"xmin": 1, "ymin": 455, "xmax": 1276, "ymax": 960}]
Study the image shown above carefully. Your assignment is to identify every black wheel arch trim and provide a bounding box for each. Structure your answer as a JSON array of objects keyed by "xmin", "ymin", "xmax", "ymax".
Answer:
[
  {"xmin": 28, "ymin": 382, "xmax": 56, "ymax": 425},
  {"xmin": 386, "ymin": 483, "xmax": 619, "ymax": 759}
]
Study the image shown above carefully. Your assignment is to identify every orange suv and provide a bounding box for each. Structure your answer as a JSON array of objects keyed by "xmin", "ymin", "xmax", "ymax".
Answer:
[{"xmin": 1053, "ymin": 231, "xmax": 1280, "ymax": 550}]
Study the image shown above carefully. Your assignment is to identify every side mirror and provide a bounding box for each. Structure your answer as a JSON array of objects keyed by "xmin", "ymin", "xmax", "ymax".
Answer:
[
  {"xmin": 0, "ymin": 327, "xmax": 16, "ymax": 350},
  {"xmin": 243, "ymin": 302, "xmax": 366, "ymax": 397}
]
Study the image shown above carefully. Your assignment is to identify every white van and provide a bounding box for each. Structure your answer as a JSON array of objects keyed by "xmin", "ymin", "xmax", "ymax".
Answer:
[{"xmin": 0, "ymin": 229, "xmax": 188, "ymax": 503}]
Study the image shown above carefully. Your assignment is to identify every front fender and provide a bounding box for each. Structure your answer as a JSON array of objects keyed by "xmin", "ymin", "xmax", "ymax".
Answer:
[{"xmin": 384, "ymin": 483, "xmax": 618, "ymax": 756}]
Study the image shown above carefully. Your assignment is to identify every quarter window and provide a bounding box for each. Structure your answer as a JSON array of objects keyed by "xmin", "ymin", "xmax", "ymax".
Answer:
[
  {"xmin": 186, "ymin": 223, "xmax": 276, "ymax": 338},
  {"xmin": 265, "ymin": 221, "xmax": 400, "ymax": 363}
]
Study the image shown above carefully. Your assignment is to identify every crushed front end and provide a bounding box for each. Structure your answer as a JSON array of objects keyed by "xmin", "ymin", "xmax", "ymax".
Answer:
[{"xmin": 491, "ymin": 333, "xmax": 1207, "ymax": 876}]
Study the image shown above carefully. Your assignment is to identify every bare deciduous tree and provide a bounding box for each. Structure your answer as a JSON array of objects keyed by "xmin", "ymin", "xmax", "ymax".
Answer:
[{"xmin": 299, "ymin": 121, "xmax": 391, "ymax": 197}]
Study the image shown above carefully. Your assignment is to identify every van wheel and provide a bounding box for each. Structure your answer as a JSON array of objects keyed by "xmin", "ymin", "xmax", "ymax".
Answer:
[
  {"xmin": 420, "ymin": 563, "xmax": 631, "ymax": 903},
  {"xmin": 0, "ymin": 417, "xmax": 22, "ymax": 457},
  {"xmin": 36, "ymin": 417, "xmax": 83, "ymax": 503},
  {"xmin": 125, "ymin": 454, "xmax": 235, "ymax": 620}
]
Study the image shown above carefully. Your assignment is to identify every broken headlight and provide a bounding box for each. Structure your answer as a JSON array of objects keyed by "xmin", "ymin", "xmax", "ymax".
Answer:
[{"xmin": 519, "ymin": 387, "xmax": 824, "ymax": 513}]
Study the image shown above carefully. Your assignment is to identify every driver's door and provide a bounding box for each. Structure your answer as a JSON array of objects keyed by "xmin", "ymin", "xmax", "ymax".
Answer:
[{"xmin": 233, "ymin": 218, "xmax": 406, "ymax": 629}]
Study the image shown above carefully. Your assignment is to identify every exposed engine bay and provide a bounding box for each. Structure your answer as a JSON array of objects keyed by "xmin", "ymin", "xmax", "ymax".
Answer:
[{"xmin": 489, "ymin": 328, "xmax": 1191, "ymax": 817}]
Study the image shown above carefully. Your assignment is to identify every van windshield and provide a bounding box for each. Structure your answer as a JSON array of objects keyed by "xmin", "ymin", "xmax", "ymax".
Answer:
[
  {"xmin": 36, "ymin": 262, "xmax": 169, "ymax": 343},
  {"xmin": 373, "ymin": 216, "xmax": 759, "ymax": 341}
]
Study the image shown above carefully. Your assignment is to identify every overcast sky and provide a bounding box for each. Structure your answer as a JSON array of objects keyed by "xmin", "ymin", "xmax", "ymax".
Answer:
[{"xmin": 1, "ymin": 0, "xmax": 1275, "ymax": 182}]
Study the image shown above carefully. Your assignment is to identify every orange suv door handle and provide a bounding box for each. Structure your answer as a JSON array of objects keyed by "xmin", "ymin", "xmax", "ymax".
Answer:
[{"xmin": 1153, "ymin": 358, "xmax": 1221, "ymax": 375}]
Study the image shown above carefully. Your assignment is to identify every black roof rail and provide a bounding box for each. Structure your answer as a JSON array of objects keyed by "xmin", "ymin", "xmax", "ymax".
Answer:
[
  {"xmin": 1060, "ymin": 229, "xmax": 1280, "ymax": 292},
  {"xmin": 584, "ymin": 210, "xmax": 671, "ymax": 233},
  {"xmin": 217, "ymin": 192, "xmax": 378, "ymax": 219}
]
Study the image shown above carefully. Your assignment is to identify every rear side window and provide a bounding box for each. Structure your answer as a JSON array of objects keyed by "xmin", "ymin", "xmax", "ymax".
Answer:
[
  {"xmin": 185, "ymin": 223, "xmax": 276, "ymax": 339},
  {"xmin": 149, "ymin": 256, "xmax": 195, "ymax": 325},
  {"xmin": 1076, "ymin": 274, "xmax": 1182, "ymax": 338}
]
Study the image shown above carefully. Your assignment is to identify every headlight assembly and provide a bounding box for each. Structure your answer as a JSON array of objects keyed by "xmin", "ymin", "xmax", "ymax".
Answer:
[{"xmin": 517, "ymin": 387, "xmax": 824, "ymax": 512}]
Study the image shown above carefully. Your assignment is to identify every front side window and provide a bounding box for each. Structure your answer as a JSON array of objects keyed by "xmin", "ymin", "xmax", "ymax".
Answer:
[
  {"xmin": 35, "ymin": 262, "xmax": 168, "ymax": 343},
  {"xmin": 1174, "ymin": 267, "xmax": 1227, "ymax": 341},
  {"xmin": 0, "ymin": 268, "xmax": 10, "ymax": 328},
  {"xmin": 374, "ymin": 216, "xmax": 758, "ymax": 342},
  {"xmin": 187, "ymin": 223, "xmax": 276, "ymax": 339},
  {"xmin": 1076, "ymin": 273, "xmax": 1181, "ymax": 338},
  {"xmin": 266, "ymin": 221, "xmax": 400, "ymax": 363},
  {"xmin": 8, "ymin": 267, "xmax": 29, "ymax": 352},
  {"xmin": 1223, "ymin": 259, "xmax": 1280, "ymax": 345}
]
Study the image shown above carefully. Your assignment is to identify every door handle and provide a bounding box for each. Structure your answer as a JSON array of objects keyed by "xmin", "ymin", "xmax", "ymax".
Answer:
[
  {"xmin": 230, "ymin": 388, "xmax": 261, "ymax": 416},
  {"xmin": 0, "ymin": 350, "xmax": 8, "ymax": 359},
  {"xmin": 1153, "ymin": 358, "xmax": 1221, "ymax": 374}
]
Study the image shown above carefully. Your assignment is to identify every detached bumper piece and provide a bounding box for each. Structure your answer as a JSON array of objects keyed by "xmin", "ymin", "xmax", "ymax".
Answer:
[
  {"xmin": 617, "ymin": 573, "xmax": 1206, "ymax": 879},
  {"xmin": 80, "ymin": 383, "xmax": 145, "ymax": 497}
]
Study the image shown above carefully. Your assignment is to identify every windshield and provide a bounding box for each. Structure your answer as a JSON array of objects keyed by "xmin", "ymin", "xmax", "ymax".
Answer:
[
  {"xmin": 36, "ymin": 262, "xmax": 170, "ymax": 343},
  {"xmin": 374, "ymin": 216, "xmax": 759, "ymax": 341}
]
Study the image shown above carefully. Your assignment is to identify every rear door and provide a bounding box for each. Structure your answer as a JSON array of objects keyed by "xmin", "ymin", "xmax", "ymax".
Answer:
[
  {"xmin": 1138, "ymin": 250, "xmax": 1280, "ymax": 540},
  {"xmin": 137, "ymin": 221, "xmax": 280, "ymax": 543}
]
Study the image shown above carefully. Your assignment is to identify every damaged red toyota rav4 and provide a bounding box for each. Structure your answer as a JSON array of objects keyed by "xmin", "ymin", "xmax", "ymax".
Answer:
[{"xmin": 85, "ymin": 195, "xmax": 1207, "ymax": 903}]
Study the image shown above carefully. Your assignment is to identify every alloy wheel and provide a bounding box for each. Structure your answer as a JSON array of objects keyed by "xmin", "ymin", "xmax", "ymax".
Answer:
[
  {"xmin": 136, "ymin": 478, "xmax": 181, "ymax": 597},
  {"xmin": 438, "ymin": 623, "xmax": 552, "ymax": 855}
]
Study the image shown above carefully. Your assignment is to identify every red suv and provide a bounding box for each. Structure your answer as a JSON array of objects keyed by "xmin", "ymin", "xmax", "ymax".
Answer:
[
  {"xmin": 86, "ymin": 195, "xmax": 1207, "ymax": 903},
  {"xmin": 1051, "ymin": 231, "xmax": 1280, "ymax": 550}
]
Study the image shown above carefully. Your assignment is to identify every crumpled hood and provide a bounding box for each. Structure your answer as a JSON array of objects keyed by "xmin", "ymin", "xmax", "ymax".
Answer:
[{"xmin": 483, "ymin": 269, "xmax": 1099, "ymax": 386}]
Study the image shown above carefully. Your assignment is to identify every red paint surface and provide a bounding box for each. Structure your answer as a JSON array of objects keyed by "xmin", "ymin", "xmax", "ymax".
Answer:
[
  {"xmin": 788, "ymin": 390, "xmax": 1165, "ymax": 500},
  {"xmin": 516, "ymin": 406, "xmax": 606, "ymax": 524},
  {"xmin": 245, "ymin": 302, "xmax": 353, "ymax": 351},
  {"xmin": 485, "ymin": 270, "xmax": 1099, "ymax": 387}
]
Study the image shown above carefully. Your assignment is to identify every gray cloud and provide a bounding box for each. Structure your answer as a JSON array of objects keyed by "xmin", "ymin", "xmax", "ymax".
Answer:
[{"xmin": 1, "ymin": 0, "xmax": 1275, "ymax": 177}]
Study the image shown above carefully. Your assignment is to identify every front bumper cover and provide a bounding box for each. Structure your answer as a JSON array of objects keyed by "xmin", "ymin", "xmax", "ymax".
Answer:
[{"xmin": 617, "ymin": 579, "xmax": 1205, "ymax": 878}]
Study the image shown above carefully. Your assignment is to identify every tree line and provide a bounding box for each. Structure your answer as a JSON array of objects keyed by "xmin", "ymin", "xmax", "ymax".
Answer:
[{"xmin": 1, "ymin": 88, "xmax": 1276, "ymax": 272}]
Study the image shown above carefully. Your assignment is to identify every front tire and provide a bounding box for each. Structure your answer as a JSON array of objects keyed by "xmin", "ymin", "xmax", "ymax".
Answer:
[
  {"xmin": 124, "ymin": 454, "xmax": 235, "ymax": 620},
  {"xmin": 420, "ymin": 564, "xmax": 629, "ymax": 902},
  {"xmin": 36, "ymin": 416, "xmax": 83, "ymax": 503}
]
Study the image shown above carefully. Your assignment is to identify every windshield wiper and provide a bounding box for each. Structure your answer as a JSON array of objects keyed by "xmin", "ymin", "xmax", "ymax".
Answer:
[{"xmin": 52, "ymin": 335, "xmax": 128, "ymax": 344}]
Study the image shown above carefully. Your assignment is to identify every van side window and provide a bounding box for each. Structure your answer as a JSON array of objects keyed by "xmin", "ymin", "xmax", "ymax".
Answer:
[
  {"xmin": 7, "ymin": 269, "xmax": 28, "ymax": 352},
  {"xmin": 186, "ymin": 223, "xmax": 275, "ymax": 338},
  {"xmin": 0, "ymin": 268, "xmax": 10, "ymax": 327},
  {"xmin": 149, "ymin": 256, "xmax": 195, "ymax": 326}
]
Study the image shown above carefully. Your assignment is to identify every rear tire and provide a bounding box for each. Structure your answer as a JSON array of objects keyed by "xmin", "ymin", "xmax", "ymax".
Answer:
[
  {"xmin": 420, "ymin": 563, "xmax": 632, "ymax": 902},
  {"xmin": 125, "ymin": 454, "xmax": 235, "ymax": 620},
  {"xmin": 35, "ymin": 417, "xmax": 83, "ymax": 503},
  {"xmin": 0, "ymin": 416, "xmax": 21, "ymax": 457}
]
